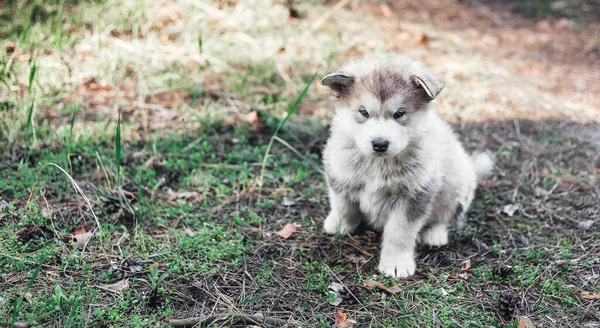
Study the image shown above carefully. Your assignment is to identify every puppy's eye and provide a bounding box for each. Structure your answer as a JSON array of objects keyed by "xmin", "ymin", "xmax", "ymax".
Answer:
[
  {"xmin": 358, "ymin": 107, "xmax": 369, "ymax": 118},
  {"xmin": 393, "ymin": 110, "xmax": 406, "ymax": 119}
]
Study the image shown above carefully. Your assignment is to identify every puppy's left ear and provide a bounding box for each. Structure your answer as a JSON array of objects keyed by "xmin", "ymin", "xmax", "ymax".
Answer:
[
  {"xmin": 321, "ymin": 72, "xmax": 355, "ymax": 97},
  {"xmin": 410, "ymin": 70, "xmax": 444, "ymax": 100}
]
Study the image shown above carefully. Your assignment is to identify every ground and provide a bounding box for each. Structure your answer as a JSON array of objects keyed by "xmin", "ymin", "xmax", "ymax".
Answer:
[{"xmin": 1, "ymin": 0, "xmax": 599, "ymax": 327}]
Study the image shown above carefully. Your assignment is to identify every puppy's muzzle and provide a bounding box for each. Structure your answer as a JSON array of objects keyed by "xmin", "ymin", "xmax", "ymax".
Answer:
[{"xmin": 372, "ymin": 138, "xmax": 389, "ymax": 153}]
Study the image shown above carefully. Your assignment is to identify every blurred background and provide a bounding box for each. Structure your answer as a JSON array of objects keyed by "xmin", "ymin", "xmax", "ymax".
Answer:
[
  {"xmin": 1, "ymin": 0, "xmax": 599, "ymax": 143},
  {"xmin": 1, "ymin": 1, "xmax": 599, "ymax": 327}
]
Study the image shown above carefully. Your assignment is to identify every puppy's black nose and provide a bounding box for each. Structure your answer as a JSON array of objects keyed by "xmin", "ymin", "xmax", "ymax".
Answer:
[{"xmin": 372, "ymin": 138, "xmax": 389, "ymax": 153}]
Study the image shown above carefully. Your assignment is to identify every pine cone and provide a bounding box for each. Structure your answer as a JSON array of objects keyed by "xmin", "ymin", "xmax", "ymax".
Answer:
[
  {"xmin": 492, "ymin": 265, "xmax": 514, "ymax": 278},
  {"xmin": 498, "ymin": 291, "xmax": 520, "ymax": 320}
]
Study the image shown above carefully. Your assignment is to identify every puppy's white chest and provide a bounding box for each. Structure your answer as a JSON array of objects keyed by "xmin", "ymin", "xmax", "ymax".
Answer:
[{"xmin": 357, "ymin": 183, "xmax": 399, "ymax": 230}]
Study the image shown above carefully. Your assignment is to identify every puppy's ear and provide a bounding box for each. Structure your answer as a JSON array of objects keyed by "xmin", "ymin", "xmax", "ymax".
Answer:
[
  {"xmin": 321, "ymin": 72, "xmax": 355, "ymax": 97},
  {"xmin": 410, "ymin": 70, "xmax": 444, "ymax": 100}
]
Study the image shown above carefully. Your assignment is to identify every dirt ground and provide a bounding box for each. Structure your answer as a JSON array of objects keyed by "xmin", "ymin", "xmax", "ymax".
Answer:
[{"xmin": 1, "ymin": 0, "xmax": 599, "ymax": 327}]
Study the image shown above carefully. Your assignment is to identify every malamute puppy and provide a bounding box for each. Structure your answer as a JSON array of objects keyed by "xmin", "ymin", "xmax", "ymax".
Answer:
[{"xmin": 321, "ymin": 53, "xmax": 493, "ymax": 278}]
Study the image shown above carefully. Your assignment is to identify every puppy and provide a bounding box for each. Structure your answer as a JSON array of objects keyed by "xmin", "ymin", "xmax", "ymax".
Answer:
[{"xmin": 321, "ymin": 53, "xmax": 494, "ymax": 278}]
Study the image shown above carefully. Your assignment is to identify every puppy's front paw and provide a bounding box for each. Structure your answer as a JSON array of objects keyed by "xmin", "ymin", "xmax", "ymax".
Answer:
[
  {"xmin": 419, "ymin": 225, "xmax": 448, "ymax": 247},
  {"xmin": 323, "ymin": 212, "xmax": 354, "ymax": 235},
  {"xmin": 378, "ymin": 249, "xmax": 416, "ymax": 278}
]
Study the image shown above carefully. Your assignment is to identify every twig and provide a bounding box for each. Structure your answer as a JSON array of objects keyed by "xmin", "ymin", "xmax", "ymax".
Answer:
[
  {"xmin": 310, "ymin": 0, "xmax": 352, "ymax": 32},
  {"xmin": 167, "ymin": 313, "xmax": 291, "ymax": 328}
]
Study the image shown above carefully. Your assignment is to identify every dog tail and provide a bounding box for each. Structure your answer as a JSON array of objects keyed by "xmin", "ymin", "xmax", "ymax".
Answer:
[{"xmin": 471, "ymin": 150, "xmax": 495, "ymax": 181}]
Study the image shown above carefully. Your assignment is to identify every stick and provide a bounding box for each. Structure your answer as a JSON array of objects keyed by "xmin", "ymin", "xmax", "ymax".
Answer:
[{"xmin": 167, "ymin": 313, "xmax": 290, "ymax": 328}]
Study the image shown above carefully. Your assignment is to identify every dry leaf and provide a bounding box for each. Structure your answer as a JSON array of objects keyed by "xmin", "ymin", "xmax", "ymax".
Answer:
[
  {"xmin": 70, "ymin": 231, "xmax": 95, "ymax": 247},
  {"xmin": 581, "ymin": 291, "xmax": 600, "ymax": 300},
  {"xmin": 416, "ymin": 32, "xmax": 429, "ymax": 45},
  {"xmin": 502, "ymin": 204, "xmax": 519, "ymax": 216},
  {"xmin": 24, "ymin": 292, "xmax": 33, "ymax": 303},
  {"xmin": 244, "ymin": 110, "xmax": 264, "ymax": 132},
  {"xmin": 328, "ymin": 282, "xmax": 344, "ymax": 306},
  {"xmin": 458, "ymin": 272, "xmax": 470, "ymax": 280},
  {"xmin": 460, "ymin": 259, "xmax": 471, "ymax": 271},
  {"xmin": 183, "ymin": 227, "xmax": 196, "ymax": 237},
  {"xmin": 335, "ymin": 311, "xmax": 357, "ymax": 328},
  {"xmin": 149, "ymin": 262, "xmax": 167, "ymax": 269},
  {"xmin": 97, "ymin": 279, "xmax": 130, "ymax": 294},
  {"xmin": 276, "ymin": 223, "xmax": 298, "ymax": 239},
  {"xmin": 167, "ymin": 190, "xmax": 201, "ymax": 202},
  {"xmin": 518, "ymin": 316, "xmax": 534, "ymax": 328},
  {"xmin": 363, "ymin": 279, "xmax": 401, "ymax": 295},
  {"xmin": 379, "ymin": 3, "xmax": 392, "ymax": 17}
]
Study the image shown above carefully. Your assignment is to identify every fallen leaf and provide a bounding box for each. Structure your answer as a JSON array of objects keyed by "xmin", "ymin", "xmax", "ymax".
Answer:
[
  {"xmin": 183, "ymin": 227, "xmax": 196, "ymax": 237},
  {"xmin": 335, "ymin": 310, "xmax": 357, "ymax": 328},
  {"xmin": 363, "ymin": 279, "xmax": 401, "ymax": 295},
  {"xmin": 167, "ymin": 189, "xmax": 201, "ymax": 202},
  {"xmin": 416, "ymin": 32, "xmax": 429, "ymax": 45},
  {"xmin": 244, "ymin": 110, "xmax": 264, "ymax": 132},
  {"xmin": 70, "ymin": 231, "xmax": 95, "ymax": 247},
  {"xmin": 276, "ymin": 223, "xmax": 298, "ymax": 239},
  {"xmin": 282, "ymin": 196, "xmax": 296, "ymax": 206},
  {"xmin": 581, "ymin": 291, "xmax": 600, "ymax": 300},
  {"xmin": 149, "ymin": 262, "xmax": 167, "ymax": 269},
  {"xmin": 579, "ymin": 220, "xmax": 595, "ymax": 229},
  {"xmin": 24, "ymin": 292, "xmax": 32, "ymax": 303},
  {"xmin": 458, "ymin": 272, "xmax": 470, "ymax": 280},
  {"xmin": 518, "ymin": 316, "xmax": 534, "ymax": 328},
  {"xmin": 97, "ymin": 279, "xmax": 130, "ymax": 294},
  {"xmin": 460, "ymin": 259, "xmax": 471, "ymax": 271},
  {"xmin": 502, "ymin": 204, "xmax": 519, "ymax": 217},
  {"xmin": 328, "ymin": 282, "xmax": 344, "ymax": 306}
]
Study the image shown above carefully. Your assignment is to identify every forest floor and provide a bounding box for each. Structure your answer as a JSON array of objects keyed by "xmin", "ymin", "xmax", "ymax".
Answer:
[{"xmin": 1, "ymin": 0, "xmax": 599, "ymax": 327}]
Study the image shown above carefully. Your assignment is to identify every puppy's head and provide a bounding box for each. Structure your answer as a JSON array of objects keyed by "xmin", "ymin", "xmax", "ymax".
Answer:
[{"xmin": 322, "ymin": 54, "xmax": 443, "ymax": 158}]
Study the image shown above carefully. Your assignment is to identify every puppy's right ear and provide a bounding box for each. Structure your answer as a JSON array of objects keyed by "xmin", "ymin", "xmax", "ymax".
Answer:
[{"xmin": 321, "ymin": 72, "xmax": 354, "ymax": 97}]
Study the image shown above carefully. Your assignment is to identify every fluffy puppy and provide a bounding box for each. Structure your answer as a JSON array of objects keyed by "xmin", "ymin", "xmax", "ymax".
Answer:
[{"xmin": 321, "ymin": 53, "xmax": 494, "ymax": 278}]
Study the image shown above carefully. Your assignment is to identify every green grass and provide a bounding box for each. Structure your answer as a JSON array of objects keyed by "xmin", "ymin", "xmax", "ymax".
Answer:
[{"xmin": 1, "ymin": 0, "xmax": 599, "ymax": 327}]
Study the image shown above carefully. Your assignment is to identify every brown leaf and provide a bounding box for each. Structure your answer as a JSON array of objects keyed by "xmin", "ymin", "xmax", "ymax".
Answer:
[
  {"xmin": 335, "ymin": 311, "xmax": 357, "ymax": 328},
  {"xmin": 363, "ymin": 279, "xmax": 401, "ymax": 295},
  {"xmin": 97, "ymin": 279, "xmax": 130, "ymax": 294},
  {"xmin": 24, "ymin": 292, "xmax": 33, "ymax": 303},
  {"xmin": 276, "ymin": 223, "xmax": 298, "ymax": 239},
  {"xmin": 458, "ymin": 272, "xmax": 470, "ymax": 280},
  {"xmin": 581, "ymin": 291, "xmax": 600, "ymax": 300},
  {"xmin": 183, "ymin": 227, "xmax": 196, "ymax": 237},
  {"xmin": 460, "ymin": 259, "xmax": 471, "ymax": 271},
  {"xmin": 149, "ymin": 262, "xmax": 167, "ymax": 269},
  {"xmin": 244, "ymin": 110, "xmax": 264, "ymax": 132},
  {"xmin": 167, "ymin": 189, "xmax": 201, "ymax": 202},
  {"xmin": 518, "ymin": 316, "xmax": 534, "ymax": 328},
  {"xmin": 416, "ymin": 32, "xmax": 429, "ymax": 45}
]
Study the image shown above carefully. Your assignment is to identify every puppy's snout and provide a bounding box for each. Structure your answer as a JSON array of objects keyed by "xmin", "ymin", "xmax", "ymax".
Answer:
[{"xmin": 372, "ymin": 138, "xmax": 389, "ymax": 153}]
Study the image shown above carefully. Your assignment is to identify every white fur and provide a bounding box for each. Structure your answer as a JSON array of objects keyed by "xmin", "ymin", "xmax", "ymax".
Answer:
[{"xmin": 321, "ymin": 54, "xmax": 494, "ymax": 278}]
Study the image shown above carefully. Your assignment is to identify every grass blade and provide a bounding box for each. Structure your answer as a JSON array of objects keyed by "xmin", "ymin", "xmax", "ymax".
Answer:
[
  {"xmin": 11, "ymin": 252, "xmax": 48, "ymax": 325},
  {"xmin": 115, "ymin": 110, "xmax": 122, "ymax": 186},
  {"xmin": 259, "ymin": 72, "xmax": 318, "ymax": 187},
  {"xmin": 28, "ymin": 62, "xmax": 36, "ymax": 94},
  {"xmin": 55, "ymin": 0, "xmax": 66, "ymax": 47}
]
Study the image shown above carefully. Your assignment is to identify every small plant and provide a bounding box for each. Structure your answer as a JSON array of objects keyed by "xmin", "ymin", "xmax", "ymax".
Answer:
[
  {"xmin": 259, "ymin": 72, "xmax": 318, "ymax": 187},
  {"xmin": 148, "ymin": 265, "xmax": 168, "ymax": 291}
]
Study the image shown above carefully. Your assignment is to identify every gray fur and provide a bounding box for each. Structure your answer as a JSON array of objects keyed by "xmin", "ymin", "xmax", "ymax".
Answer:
[{"xmin": 321, "ymin": 53, "xmax": 494, "ymax": 278}]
